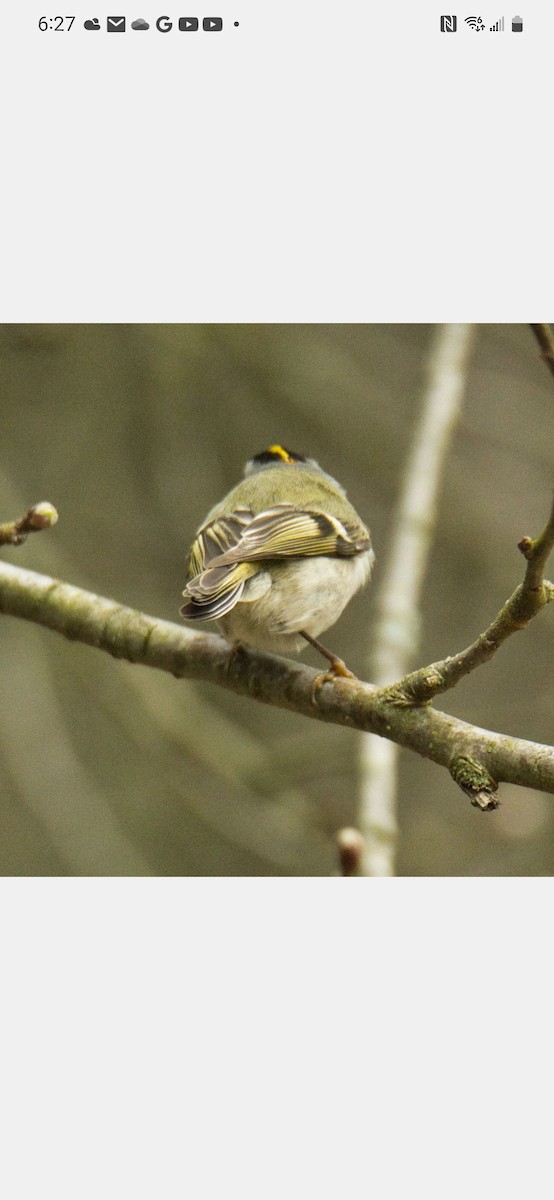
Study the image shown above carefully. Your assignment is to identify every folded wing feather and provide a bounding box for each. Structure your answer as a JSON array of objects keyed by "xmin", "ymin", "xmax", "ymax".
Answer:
[{"xmin": 181, "ymin": 503, "xmax": 369, "ymax": 621}]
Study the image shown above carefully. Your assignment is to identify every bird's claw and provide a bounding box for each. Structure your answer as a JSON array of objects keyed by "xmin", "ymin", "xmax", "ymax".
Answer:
[{"xmin": 311, "ymin": 659, "xmax": 357, "ymax": 705}]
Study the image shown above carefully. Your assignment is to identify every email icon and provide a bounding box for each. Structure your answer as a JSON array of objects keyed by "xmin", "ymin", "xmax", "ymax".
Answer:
[{"xmin": 107, "ymin": 16, "xmax": 126, "ymax": 31}]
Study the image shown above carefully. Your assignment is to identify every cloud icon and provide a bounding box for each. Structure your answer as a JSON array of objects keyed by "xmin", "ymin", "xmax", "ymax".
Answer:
[
  {"xmin": 84, "ymin": 18, "xmax": 100, "ymax": 29},
  {"xmin": 131, "ymin": 18, "xmax": 149, "ymax": 29}
]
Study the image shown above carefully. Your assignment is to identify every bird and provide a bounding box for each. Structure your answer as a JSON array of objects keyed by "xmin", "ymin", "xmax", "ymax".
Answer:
[{"xmin": 180, "ymin": 445, "xmax": 374, "ymax": 678}]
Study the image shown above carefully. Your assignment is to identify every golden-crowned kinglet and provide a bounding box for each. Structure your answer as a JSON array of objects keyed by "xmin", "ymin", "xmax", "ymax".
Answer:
[{"xmin": 181, "ymin": 446, "xmax": 374, "ymax": 674}]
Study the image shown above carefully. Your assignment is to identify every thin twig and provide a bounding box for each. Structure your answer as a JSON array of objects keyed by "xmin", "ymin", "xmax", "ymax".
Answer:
[
  {"xmin": 394, "ymin": 492, "xmax": 554, "ymax": 706},
  {"xmin": 530, "ymin": 324, "xmax": 554, "ymax": 381},
  {"xmin": 358, "ymin": 324, "xmax": 476, "ymax": 875},
  {"xmin": 0, "ymin": 503, "xmax": 58, "ymax": 546}
]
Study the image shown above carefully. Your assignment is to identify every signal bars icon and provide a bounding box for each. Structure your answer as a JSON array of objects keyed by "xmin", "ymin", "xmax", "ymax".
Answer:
[{"xmin": 440, "ymin": 14, "xmax": 524, "ymax": 35}]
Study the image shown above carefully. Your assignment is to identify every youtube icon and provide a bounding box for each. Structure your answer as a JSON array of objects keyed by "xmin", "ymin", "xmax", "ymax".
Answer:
[
  {"xmin": 203, "ymin": 17, "xmax": 223, "ymax": 30},
  {"xmin": 178, "ymin": 18, "xmax": 199, "ymax": 30}
]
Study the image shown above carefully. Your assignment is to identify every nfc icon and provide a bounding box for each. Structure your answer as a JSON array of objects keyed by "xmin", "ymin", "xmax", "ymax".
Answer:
[{"xmin": 440, "ymin": 15, "xmax": 457, "ymax": 32}]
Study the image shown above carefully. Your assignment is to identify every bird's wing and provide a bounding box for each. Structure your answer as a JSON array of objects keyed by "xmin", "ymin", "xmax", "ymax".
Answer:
[
  {"xmin": 204, "ymin": 504, "xmax": 370, "ymax": 564},
  {"xmin": 183, "ymin": 506, "xmax": 258, "ymax": 620},
  {"xmin": 186, "ymin": 506, "xmax": 253, "ymax": 578},
  {"xmin": 181, "ymin": 504, "xmax": 369, "ymax": 622}
]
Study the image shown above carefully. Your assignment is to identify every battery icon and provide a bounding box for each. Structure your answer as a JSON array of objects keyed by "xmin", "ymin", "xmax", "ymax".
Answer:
[{"xmin": 512, "ymin": 15, "xmax": 523, "ymax": 31}]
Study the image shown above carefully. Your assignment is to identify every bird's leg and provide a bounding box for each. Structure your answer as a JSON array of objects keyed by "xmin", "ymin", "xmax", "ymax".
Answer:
[
  {"xmin": 300, "ymin": 630, "xmax": 355, "ymax": 677},
  {"xmin": 299, "ymin": 630, "xmax": 356, "ymax": 703}
]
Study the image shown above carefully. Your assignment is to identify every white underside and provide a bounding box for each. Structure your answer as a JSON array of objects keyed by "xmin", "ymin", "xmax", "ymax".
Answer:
[{"xmin": 218, "ymin": 550, "xmax": 374, "ymax": 654}]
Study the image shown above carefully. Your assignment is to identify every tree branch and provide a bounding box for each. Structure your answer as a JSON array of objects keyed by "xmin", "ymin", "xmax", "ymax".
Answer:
[
  {"xmin": 1, "ymin": 559, "xmax": 553, "ymax": 802},
  {"xmin": 387, "ymin": 492, "xmax": 554, "ymax": 706},
  {"xmin": 530, "ymin": 323, "xmax": 554, "ymax": 381},
  {"xmin": 359, "ymin": 323, "xmax": 476, "ymax": 873}
]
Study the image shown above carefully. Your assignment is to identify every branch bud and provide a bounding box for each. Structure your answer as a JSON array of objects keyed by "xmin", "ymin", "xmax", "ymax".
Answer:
[{"xmin": 336, "ymin": 827, "xmax": 365, "ymax": 876}]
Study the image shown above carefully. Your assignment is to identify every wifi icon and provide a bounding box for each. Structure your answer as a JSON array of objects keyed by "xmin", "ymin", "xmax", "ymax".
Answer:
[{"xmin": 465, "ymin": 15, "xmax": 486, "ymax": 29}]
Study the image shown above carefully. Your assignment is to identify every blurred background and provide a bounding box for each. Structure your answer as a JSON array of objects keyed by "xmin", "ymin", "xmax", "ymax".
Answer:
[{"xmin": 0, "ymin": 323, "xmax": 553, "ymax": 875}]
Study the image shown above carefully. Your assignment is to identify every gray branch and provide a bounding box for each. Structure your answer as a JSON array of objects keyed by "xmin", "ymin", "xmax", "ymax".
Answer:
[{"xmin": 1, "ymin": 560, "xmax": 553, "ymax": 801}]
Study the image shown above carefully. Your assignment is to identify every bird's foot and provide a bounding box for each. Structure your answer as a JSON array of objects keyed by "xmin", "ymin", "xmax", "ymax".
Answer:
[
  {"xmin": 310, "ymin": 657, "xmax": 357, "ymax": 705},
  {"xmin": 299, "ymin": 631, "xmax": 357, "ymax": 705}
]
